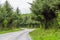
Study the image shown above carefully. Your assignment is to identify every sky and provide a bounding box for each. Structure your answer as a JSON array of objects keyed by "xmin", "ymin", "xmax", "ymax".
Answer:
[{"xmin": 0, "ymin": 0, "xmax": 34, "ymax": 14}]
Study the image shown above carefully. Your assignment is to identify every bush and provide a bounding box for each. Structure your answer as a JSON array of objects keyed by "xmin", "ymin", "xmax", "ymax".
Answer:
[{"xmin": 3, "ymin": 19, "xmax": 8, "ymax": 29}]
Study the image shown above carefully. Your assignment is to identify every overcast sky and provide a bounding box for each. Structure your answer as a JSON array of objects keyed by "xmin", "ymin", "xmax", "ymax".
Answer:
[{"xmin": 0, "ymin": 0, "xmax": 34, "ymax": 14}]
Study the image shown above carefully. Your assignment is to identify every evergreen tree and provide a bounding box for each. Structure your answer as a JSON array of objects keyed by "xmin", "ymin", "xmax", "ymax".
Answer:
[
  {"xmin": 15, "ymin": 7, "xmax": 22, "ymax": 27},
  {"xmin": 3, "ymin": 0, "xmax": 14, "ymax": 29},
  {"xmin": 16, "ymin": 7, "xmax": 20, "ymax": 14}
]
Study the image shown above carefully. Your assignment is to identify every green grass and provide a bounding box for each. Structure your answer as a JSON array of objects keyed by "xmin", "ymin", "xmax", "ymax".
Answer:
[
  {"xmin": 0, "ymin": 28, "xmax": 22, "ymax": 34},
  {"xmin": 30, "ymin": 28, "xmax": 60, "ymax": 40}
]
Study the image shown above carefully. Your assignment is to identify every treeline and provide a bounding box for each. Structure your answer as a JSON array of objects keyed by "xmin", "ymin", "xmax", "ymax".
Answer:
[
  {"xmin": 0, "ymin": 0, "xmax": 40, "ymax": 30},
  {"xmin": 1, "ymin": 0, "xmax": 60, "ymax": 30},
  {"xmin": 0, "ymin": 0, "xmax": 23, "ymax": 30}
]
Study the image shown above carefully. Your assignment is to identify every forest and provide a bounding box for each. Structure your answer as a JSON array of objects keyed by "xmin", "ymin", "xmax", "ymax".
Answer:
[
  {"xmin": 0, "ymin": 0, "xmax": 40, "ymax": 31},
  {"xmin": 0, "ymin": 0, "xmax": 60, "ymax": 30},
  {"xmin": 0, "ymin": 0, "xmax": 60, "ymax": 40}
]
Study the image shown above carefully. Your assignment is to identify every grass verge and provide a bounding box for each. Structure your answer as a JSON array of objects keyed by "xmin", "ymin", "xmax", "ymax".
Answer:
[
  {"xmin": 0, "ymin": 28, "xmax": 22, "ymax": 34},
  {"xmin": 30, "ymin": 28, "xmax": 60, "ymax": 40}
]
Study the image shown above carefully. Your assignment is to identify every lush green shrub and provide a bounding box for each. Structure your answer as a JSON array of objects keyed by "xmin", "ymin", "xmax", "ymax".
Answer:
[{"xmin": 3, "ymin": 19, "xmax": 8, "ymax": 29}]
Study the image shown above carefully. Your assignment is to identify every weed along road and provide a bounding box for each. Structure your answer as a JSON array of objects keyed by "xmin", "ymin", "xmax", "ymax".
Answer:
[{"xmin": 0, "ymin": 29, "xmax": 34, "ymax": 40}]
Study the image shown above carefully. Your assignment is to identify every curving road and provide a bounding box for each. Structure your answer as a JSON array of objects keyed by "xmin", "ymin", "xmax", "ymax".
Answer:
[{"xmin": 0, "ymin": 29, "xmax": 34, "ymax": 40}]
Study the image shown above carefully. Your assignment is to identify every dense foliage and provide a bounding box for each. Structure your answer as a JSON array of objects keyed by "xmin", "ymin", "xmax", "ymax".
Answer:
[
  {"xmin": 0, "ymin": 0, "xmax": 22, "ymax": 30},
  {"xmin": 0, "ymin": 0, "xmax": 40, "ymax": 30},
  {"xmin": 0, "ymin": 0, "xmax": 60, "ymax": 30},
  {"xmin": 30, "ymin": 0, "xmax": 60, "ymax": 29}
]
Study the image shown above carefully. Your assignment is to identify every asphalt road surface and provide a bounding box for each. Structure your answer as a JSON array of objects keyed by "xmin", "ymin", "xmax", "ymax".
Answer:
[{"xmin": 0, "ymin": 29, "xmax": 34, "ymax": 40}]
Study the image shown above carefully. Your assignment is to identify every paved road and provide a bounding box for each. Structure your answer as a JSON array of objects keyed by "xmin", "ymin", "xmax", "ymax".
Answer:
[{"xmin": 0, "ymin": 29, "xmax": 34, "ymax": 40}]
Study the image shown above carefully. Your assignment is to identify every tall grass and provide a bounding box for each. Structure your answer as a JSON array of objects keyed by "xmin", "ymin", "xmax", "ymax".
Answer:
[{"xmin": 30, "ymin": 28, "xmax": 60, "ymax": 40}]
